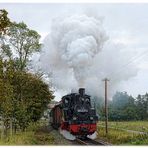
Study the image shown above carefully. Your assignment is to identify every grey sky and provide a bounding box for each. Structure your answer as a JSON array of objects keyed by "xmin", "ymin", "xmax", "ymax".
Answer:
[{"xmin": 0, "ymin": 3, "xmax": 148, "ymax": 99}]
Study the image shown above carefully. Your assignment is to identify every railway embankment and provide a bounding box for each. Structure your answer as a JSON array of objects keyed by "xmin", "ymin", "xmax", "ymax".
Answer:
[{"xmin": 0, "ymin": 120, "xmax": 75, "ymax": 145}]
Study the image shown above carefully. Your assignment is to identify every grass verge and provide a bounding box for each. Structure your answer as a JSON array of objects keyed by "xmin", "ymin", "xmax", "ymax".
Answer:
[
  {"xmin": 99, "ymin": 121, "xmax": 148, "ymax": 133},
  {"xmin": 97, "ymin": 126, "xmax": 148, "ymax": 145},
  {"xmin": 0, "ymin": 121, "xmax": 55, "ymax": 145}
]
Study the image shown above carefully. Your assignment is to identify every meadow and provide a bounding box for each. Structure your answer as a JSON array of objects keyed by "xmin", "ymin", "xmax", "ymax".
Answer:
[
  {"xmin": 0, "ymin": 121, "xmax": 54, "ymax": 145},
  {"xmin": 0, "ymin": 120, "xmax": 148, "ymax": 145},
  {"xmin": 97, "ymin": 121, "xmax": 148, "ymax": 145},
  {"xmin": 99, "ymin": 121, "xmax": 148, "ymax": 132}
]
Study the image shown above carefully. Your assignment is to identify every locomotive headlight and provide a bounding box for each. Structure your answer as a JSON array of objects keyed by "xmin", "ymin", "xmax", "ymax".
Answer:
[
  {"xmin": 73, "ymin": 117, "xmax": 77, "ymax": 120},
  {"xmin": 90, "ymin": 117, "xmax": 93, "ymax": 120}
]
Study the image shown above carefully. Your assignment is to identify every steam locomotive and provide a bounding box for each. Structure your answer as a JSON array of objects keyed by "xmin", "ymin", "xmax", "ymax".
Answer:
[{"xmin": 50, "ymin": 88, "xmax": 98, "ymax": 138}]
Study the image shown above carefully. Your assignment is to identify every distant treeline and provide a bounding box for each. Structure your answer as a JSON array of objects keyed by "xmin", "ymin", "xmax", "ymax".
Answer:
[{"xmin": 96, "ymin": 92, "xmax": 148, "ymax": 121}]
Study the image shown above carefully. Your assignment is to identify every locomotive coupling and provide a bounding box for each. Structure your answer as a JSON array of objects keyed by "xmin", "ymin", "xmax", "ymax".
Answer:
[{"xmin": 80, "ymin": 127, "xmax": 88, "ymax": 133}]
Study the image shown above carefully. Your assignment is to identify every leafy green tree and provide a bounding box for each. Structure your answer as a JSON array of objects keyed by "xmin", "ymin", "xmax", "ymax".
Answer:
[
  {"xmin": 0, "ymin": 77, "xmax": 13, "ymax": 119},
  {"xmin": 0, "ymin": 9, "xmax": 11, "ymax": 61},
  {"xmin": 10, "ymin": 71, "xmax": 54, "ymax": 130},
  {"xmin": 112, "ymin": 91, "xmax": 129, "ymax": 109},
  {"xmin": 144, "ymin": 93, "xmax": 148, "ymax": 120},
  {"xmin": 0, "ymin": 53, "xmax": 54, "ymax": 132},
  {"xmin": 120, "ymin": 96, "xmax": 138, "ymax": 120},
  {"xmin": 0, "ymin": 9, "xmax": 11, "ymax": 35},
  {"xmin": 1, "ymin": 22, "xmax": 41, "ymax": 71},
  {"xmin": 0, "ymin": 59, "xmax": 14, "ymax": 135},
  {"xmin": 136, "ymin": 95, "xmax": 145, "ymax": 120},
  {"xmin": 136, "ymin": 94, "xmax": 148, "ymax": 120},
  {"xmin": 98, "ymin": 91, "xmax": 148, "ymax": 121},
  {"xmin": 108, "ymin": 92, "xmax": 138, "ymax": 121},
  {"xmin": 0, "ymin": 10, "xmax": 54, "ymax": 133}
]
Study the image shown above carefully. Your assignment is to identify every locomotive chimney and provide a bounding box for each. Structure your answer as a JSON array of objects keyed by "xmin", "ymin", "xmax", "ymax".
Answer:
[{"xmin": 79, "ymin": 88, "xmax": 85, "ymax": 96}]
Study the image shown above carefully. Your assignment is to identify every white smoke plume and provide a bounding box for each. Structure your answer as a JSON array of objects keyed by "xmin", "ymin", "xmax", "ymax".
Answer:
[
  {"xmin": 87, "ymin": 131, "xmax": 97, "ymax": 139},
  {"xmin": 39, "ymin": 14, "xmax": 107, "ymax": 89},
  {"xmin": 38, "ymin": 13, "xmax": 139, "ymax": 98},
  {"xmin": 60, "ymin": 128, "xmax": 76, "ymax": 140}
]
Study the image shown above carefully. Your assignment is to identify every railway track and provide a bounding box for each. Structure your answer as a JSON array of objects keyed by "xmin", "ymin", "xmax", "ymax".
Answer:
[{"xmin": 75, "ymin": 137, "xmax": 112, "ymax": 145}]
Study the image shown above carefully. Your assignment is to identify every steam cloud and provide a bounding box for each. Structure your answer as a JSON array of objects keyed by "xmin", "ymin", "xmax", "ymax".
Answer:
[
  {"xmin": 60, "ymin": 128, "xmax": 76, "ymax": 140},
  {"xmin": 38, "ymin": 13, "xmax": 138, "ymax": 98}
]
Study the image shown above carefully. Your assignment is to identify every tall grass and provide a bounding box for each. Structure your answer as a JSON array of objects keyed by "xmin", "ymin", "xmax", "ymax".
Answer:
[
  {"xmin": 0, "ymin": 131, "xmax": 36, "ymax": 145},
  {"xmin": 97, "ymin": 126, "xmax": 148, "ymax": 145},
  {"xmin": 99, "ymin": 121, "xmax": 148, "ymax": 132},
  {"xmin": 0, "ymin": 120, "xmax": 54, "ymax": 145}
]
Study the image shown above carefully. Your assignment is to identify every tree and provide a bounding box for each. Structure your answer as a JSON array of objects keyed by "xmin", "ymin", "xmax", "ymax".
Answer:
[
  {"xmin": 0, "ymin": 58, "xmax": 54, "ymax": 131},
  {"xmin": 1, "ymin": 22, "xmax": 41, "ymax": 71},
  {"xmin": 136, "ymin": 94, "xmax": 148, "ymax": 120},
  {"xmin": 10, "ymin": 71, "xmax": 54, "ymax": 130},
  {"xmin": 0, "ymin": 10, "xmax": 54, "ymax": 133},
  {"xmin": 123, "ymin": 96, "xmax": 138, "ymax": 120},
  {"xmin": 0, "ymin": 9, "xmax": 11, "ymax": 35},
  {"xmin": 144, "ymin": 93, "xmax": 148, "ymax": 120},
  {"xmin": 97, "ymin": 91, "xmax": 148, "ymax": 121},
  {"xmin": 0, "ymin": 9, "xmax": 11, "ymax": 60},
  {"xmin": 108, "ymin": 92, "xmax": 138, "ymax": 121},
  {"xmin": 136, "ymin": 95, "xmax": 145, "ymax": 120},
  {"xmin": 0, "ymin": 59, "xmax": 14, "ymax": 135},
  {"xmin": 112, "ymin": 91, "xmax": 130, "ymax": 109}
]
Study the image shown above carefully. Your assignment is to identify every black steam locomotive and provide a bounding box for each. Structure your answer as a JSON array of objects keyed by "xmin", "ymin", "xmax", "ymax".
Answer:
[{"xmin": 50, "ymin": 88, "xmax": 98, "ymax": 137}]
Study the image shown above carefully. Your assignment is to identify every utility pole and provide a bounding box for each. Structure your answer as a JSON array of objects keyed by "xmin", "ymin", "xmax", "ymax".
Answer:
[{"xmin": 102, "ymin": 78, "xmax": 109, "ymax": 135}]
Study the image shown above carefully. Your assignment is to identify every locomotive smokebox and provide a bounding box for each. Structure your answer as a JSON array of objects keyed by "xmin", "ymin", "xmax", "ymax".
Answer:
[{"xmin": 79, "ymin": 88, "xmax": 85, "ymax": 96}]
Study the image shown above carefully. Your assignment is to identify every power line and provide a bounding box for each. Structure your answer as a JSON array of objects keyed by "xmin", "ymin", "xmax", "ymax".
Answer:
[{"xmin": 107, "ymin": 49, "xmax": 148, "ymax": 81}]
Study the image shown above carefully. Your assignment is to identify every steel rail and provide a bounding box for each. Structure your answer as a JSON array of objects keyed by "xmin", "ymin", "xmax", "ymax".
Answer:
[{"xmin": 75, "ymin": 137, "xmax": 112, "ymax": 145}]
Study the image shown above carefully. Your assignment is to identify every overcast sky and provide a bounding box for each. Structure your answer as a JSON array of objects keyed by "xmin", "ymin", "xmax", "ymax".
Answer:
[{"xmin": 0, "ymin": 3, "xmax": 148, "ymax": 100}]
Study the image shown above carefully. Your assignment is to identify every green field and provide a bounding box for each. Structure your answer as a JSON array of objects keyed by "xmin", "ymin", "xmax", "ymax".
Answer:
[
  {"xmin": 0, "ymin": 120, "xmax": 148, "ymax": 145},
  {"xmin": 99, "ymin": 121, "xmax": 148, "ymax": 133},
  {"xmin": 97, "ymin": 121, "xmax": 148, "ymax": 145}
]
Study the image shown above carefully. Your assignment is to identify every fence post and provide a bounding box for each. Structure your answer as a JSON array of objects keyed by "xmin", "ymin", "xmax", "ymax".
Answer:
[
  {"xmin": 1, "ymin": 118, "xmax": 4, "ymax": 140},
  {"xmin": 10, "ymin": 118, "xmax": 13, "ymax": 137}
]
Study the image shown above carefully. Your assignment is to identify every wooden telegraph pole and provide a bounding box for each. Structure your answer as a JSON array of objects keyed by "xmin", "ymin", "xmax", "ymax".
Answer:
[{"xmin": 102, "ymin": 78, "xmax": 109, "ymax": 135}]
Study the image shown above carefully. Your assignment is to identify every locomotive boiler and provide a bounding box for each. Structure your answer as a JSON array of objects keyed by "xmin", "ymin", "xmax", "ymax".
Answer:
[{"xmin": 50, "ymin": 88, "xmax": 98, "ymax": 138}]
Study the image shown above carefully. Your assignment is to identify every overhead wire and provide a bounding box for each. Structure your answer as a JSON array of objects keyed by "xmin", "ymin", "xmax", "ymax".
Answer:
[{"xmin": 106, "ymin": 49, "xmax": 148, "ymax": 82}]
